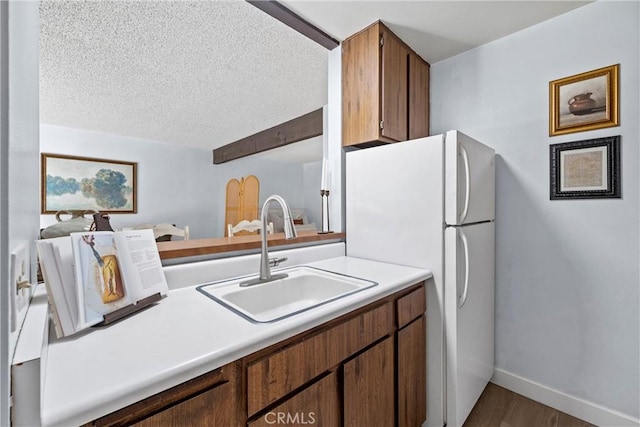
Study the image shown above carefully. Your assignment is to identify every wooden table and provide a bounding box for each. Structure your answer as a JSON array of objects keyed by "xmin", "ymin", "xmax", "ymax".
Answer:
[{"xmin": 157, "ymin": 231, "xmax": 346, "ymax": 261}]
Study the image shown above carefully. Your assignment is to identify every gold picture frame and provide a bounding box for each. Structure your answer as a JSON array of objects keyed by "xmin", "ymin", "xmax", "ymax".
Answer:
[
  {"xmin": 41, "ymin": 153, "xmax": 137, "ymax": 214},
  {"xmin": 549, "ymin": 64, "xmax": 619, "ymax": 136}
]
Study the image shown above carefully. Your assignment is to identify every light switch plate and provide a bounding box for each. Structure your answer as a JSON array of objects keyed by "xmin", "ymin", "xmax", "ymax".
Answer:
[{"xmin": 10, "ymin": 244, "xmax": 29, "ymax": 332}]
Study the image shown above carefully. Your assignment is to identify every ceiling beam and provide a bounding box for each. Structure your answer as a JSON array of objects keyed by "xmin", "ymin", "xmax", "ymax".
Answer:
[
  {"xmin": 246, "ymin": 1, "xmax": 339, "ymax": 50},
  {"xmin": 213, "ymin": 108, "xmax": 323, "ymax": 164}
]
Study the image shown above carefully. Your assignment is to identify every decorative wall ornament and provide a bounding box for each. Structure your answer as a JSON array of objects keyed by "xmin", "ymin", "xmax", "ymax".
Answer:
[
  {"xmin": 550, "ymin": 135, "xmax": 621, "ymax": 200},
  {"xmin": 41, "ymin": 153, "xmax": 137, "ymax": 214},
  {"xmin": 549, "ymin": 64, "xmax": 619, "ymax": 136}
]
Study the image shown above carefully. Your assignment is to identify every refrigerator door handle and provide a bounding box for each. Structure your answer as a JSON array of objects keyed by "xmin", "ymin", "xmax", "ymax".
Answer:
[
  {"xmin": 460, "ymin": 145, "xmax": 471, "ymax": 224},
  {"xmin": 458, "ymin": 228, "xmax": 470, "ymax": 309}
]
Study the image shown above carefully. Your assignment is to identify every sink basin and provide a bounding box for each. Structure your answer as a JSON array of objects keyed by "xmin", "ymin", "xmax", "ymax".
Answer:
[{"xmin": 196, "ymin": 266, "xmax": 377, "ymax": 323}]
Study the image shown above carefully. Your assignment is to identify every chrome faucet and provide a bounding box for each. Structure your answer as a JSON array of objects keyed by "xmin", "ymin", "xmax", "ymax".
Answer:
[{"xmin": 240, "ymin": 195, "xmax": 297, "ymax": 287}]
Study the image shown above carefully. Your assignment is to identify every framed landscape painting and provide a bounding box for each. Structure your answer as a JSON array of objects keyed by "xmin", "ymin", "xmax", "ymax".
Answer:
[
  {"xmin": 41, "ymin": 153, "xmax": 137, "ymax": 214},
  {"xmin": 549, "ymin": 64, "xmax": 619, "ymax": 136}
]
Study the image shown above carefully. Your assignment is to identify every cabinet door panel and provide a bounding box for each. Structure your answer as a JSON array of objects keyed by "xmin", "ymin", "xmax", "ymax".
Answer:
[
  {"xmin": 381, "ymin": 27, "xmax": 408, "ymax": 142},
  {"xmin": 409, "ymin": 54, "xmax": 430, "ymax": 140},
  {"xmin": 342, "ymin": 23, "xmax": 381, "ymax": 146},
  {"xmin": 247, "ymin": 302, "xmax": 393, "ymax": 416},
  {"xmin": 343, "ymin": 336, "xmax": 395, "ymax": 427},
  {"xmin": 133, "ymin": 381, "xmax": 235, "ymax": 427},
  {"xmin": 398, "ymin": 316, "xmax": 427, "ymax": 427},
  {"xmin": 249, "ymin": 372, "xmax": 339, "ymax": 427}
]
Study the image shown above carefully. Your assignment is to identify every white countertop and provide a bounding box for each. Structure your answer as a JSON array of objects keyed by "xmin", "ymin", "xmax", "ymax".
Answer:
[{"xmin": 41, "ymin": 256, "xmax": 431, "ymax": 426}]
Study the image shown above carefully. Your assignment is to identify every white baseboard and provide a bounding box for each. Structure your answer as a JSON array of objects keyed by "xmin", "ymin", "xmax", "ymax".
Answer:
[{"xmin": 491, "ymin": 368, "xmax": 639, "ymax": 427}]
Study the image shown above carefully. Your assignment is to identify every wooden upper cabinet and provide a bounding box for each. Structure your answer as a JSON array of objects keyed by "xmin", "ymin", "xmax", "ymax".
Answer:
[
  {"xmin": 342, "ymin": 21, "xmax": 430, "ymax": 147},
  {"xmin": 409, "ymin": 53, "xmax": 430, "ymax": 140},
  {"xmin": 380, "ymin": 25, "xmax": 408, "ymax": 142},
  {"xmin": 342, "ymin": 22, "xmax": 381, "ymax": 147}
]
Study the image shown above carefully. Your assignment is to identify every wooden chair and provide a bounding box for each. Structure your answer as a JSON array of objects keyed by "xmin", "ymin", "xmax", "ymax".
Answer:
[
  {"xmin": 227, "ymin": 220, "xmax": 273, "ymax": 237},
  {"xmin": 154, "ymin": 223, "xmax": 190, "ymax": 241}
]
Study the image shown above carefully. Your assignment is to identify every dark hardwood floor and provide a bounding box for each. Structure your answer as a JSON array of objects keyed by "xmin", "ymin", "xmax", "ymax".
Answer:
[{"xmin": 463, "ymin": 383, "xmax": 595, "ymax": 427}]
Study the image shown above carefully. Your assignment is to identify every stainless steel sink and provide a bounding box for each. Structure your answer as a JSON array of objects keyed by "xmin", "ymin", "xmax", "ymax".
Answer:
[{"xmin": 196, "ymin": 266, "xmax": 377, "ymax": 323}]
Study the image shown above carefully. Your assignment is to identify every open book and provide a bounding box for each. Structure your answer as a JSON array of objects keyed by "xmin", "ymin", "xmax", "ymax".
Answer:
[{"xmin": 36, "ymin": 229, "xmax": 169, "ymax": 338}]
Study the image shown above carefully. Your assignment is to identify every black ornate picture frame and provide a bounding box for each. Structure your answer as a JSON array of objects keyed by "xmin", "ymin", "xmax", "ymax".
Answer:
[{"xmin": 550, "ymin": 136, "xmax": 620, "ymax": 200}]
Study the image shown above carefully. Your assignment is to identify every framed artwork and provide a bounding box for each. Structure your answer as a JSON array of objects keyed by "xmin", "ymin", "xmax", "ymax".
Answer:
[
  {"xmin": 550, "ymin": 136, "xmax": 620, "ymax": 200},
  {"xmin": 41, "ymin": 153, "xmax": 137, "ymax": 214},
  {"xmin": 549, "ymin": 64, "xmax": 619, "ymax": 136}
]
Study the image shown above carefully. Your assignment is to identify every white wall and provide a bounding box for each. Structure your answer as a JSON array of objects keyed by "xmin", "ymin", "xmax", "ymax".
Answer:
[
  {"xmin": 0, "ymin": 3, "xmax": 8, "ymax": 423},
  {"xmin": 327, "ymin": 47, "xmax": 344, "ymax": 232},
  {"xmin": 40, "ymin": 124, "xmax": 308, "ymax": 239},
  {"xmin": 303, "ymin": 160, "xmax": 322, "ymax": 227},
  {"xmin": 1, "ymin": 2, "xmax": 41, "ymax": 425},
  {"xmin": 431, "ymin": 1, "xmax": 639, "ymax": 421}
]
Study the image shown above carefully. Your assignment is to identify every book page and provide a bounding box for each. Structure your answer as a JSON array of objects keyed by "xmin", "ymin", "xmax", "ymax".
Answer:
[
  {"xmin": 36, "ymin": 240, "xmax": 75, "ymax": 337},
  {"xmin": 51, "ymin": 239, "xmax": 79, "ymax": 329},
  {"xmin": 114, "ymin": 229, "xmax": 169, "ymax": 302},
  {"xmin": 71, "ymin": 232, "xmax": 136, "ymax": 328}
]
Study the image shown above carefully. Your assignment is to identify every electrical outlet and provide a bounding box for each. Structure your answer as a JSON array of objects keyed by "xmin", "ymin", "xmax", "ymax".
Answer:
[{"xmin": 10, "ymin": 244, "xmax": 30, "ymax": 332}]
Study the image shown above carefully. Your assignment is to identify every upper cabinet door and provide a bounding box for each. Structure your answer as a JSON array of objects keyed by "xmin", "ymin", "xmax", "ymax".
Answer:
[
  {"xmin": 342, "ymin": 23, "xmax": 382, "ymax": 147},
  {"xmin": 409, "ymin": 53, "xmax": 430, "ymax": 140},
  {"xmin": 380, "ymin": 26, "xmax": 408, "ymax": 142},
  {"xmin": 342, "ymin": 21, "xmax": 429, "ymax": 147}
]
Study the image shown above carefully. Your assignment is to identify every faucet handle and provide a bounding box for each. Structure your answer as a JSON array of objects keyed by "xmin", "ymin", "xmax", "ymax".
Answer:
[{"xmin": 269, "ymin": 256, "xmax": 288, "ymax": 268}]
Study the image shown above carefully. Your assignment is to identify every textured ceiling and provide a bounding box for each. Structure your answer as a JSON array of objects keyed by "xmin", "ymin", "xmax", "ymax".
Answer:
[
  {"xmin": 40, "ymin": 0, "xmax": 590, "ymax": 158},
  {"xmin": 284, "ymin": 1, "xmax": 591, "ymax": 64},
  {"xmin": 39, "ymin": 0, "xmax": 328, "ymax": 152}
]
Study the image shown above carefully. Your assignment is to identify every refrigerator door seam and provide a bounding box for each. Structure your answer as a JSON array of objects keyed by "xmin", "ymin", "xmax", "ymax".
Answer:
[{"xmin": 445, "ymin": 219, "xmax": 494, "ymax": 228}]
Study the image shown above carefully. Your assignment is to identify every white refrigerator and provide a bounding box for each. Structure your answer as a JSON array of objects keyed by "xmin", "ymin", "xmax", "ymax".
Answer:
[{"xmin": 346, "ymin": 130, "xmax": 495, "ymax": 427}]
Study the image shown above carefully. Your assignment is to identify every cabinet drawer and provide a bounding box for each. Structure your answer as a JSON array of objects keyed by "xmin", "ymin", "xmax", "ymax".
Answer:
[
  {"xmin": 133, "ymin": 381, "xmax": 234, "ymax": 427},
  {"xmin": 248, "ymin": 372, "xmax": 339, "ymax": 427},
  {"xmin": 89, "ymin": 364, "xmax": 235, "ymax": 427},
  {"xmin": 396, "ymin": 284, "xmax": 426, "ymax": 328},
  {"xmin": 247, "ymin": 301, "xmax": 393, "ymax": 416}
]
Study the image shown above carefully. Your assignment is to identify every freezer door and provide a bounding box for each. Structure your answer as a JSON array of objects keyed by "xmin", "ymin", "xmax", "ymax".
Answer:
[
  {"xmin": 346, "ymin": 135, "xmax": 444, "ymax": 269},
  {"xmin": 444, "ymin": 222, "xmax": 495, "ymax": 427},
  {"xmin": 444, "ymin": 130, "xmax": 495, "ymax": 225}
]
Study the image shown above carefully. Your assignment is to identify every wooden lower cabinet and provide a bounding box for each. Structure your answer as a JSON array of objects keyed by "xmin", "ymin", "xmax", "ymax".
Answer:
[
  {"xmin": 344, "ymin": 336, "xmax": 395, "ymax": 427},
  {"xmin": 248, "ymin": 372, "xmax": 340, "ymax": 427},
  {"xmin": 398, "ymin": 316, "xmax": 427, "ymax": 427},
  {"xmin": 133, "ymin": 381, "xmax": 235, "ymax": 427},
  {"xmin": 86, "ymin": 363, "xmax": 239, "ymax": 427},
  {"xmin": 89, "ymin": 282, "xmax": 426, "ymax": 427}
]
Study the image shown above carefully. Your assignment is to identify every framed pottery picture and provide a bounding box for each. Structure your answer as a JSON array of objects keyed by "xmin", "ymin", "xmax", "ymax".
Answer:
[
  {"xmin": 549, "ymin": 64, "xmax": 619, "ymax": 136},
  {"xmin": 549, "ymin": 136, "xmax": 620, "ymax": 200},
  {"xmin": 41, "ymin": 153, "xmax": 137, "ymax": 214}
]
